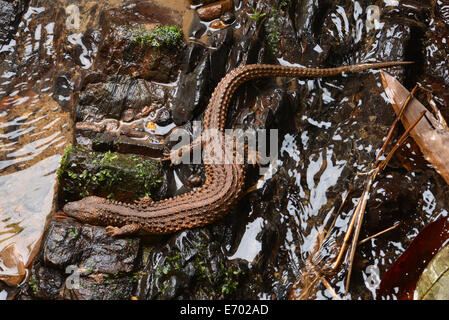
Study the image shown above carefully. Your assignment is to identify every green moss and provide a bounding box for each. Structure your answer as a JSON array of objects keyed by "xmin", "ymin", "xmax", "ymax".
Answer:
[
  {"xmin": 131, "ymin": 271, "xmax": 147, "ymax": 283},
  {"xmin": 220, "ymin": 264, "xmax": 245, "ymax": 295},
  {"xmin": 103, "ymin": 271, "xmax": 127, "ymax": 282},
  {"xmin": 279, "ymin": 0, "xmax": 290, "ymax": 9},
  {"xmin": 155, "ymin": 250, "xmax": 182, "ymax": 277},
  {"xmin": 28, "ymin": 273, "xmax": 38, "ymax": 296},
  {"xmin": 57, "ymin": 144, "xmax": 73, "ymax": 178},
  {"xmin": 150, "ymin": 233, "xmax": 248, "ymax": 298},
  {"xmin": 248, "ymin": 2, "xmax": 288, "ymax": 56},
  {"xmin": 248, "ymin": 8, "xmax": 267, "ymax": 23},
  {"xmin": 265, "ymin": 8, "xmax": 281, "ymax": 56},
  {"xmin": 67, "ymin": 227, "xmax": 79, "ymax": 239},
  {"xmin": 133, "ymin": 25, "xmax": 183, "ymax": 48}
]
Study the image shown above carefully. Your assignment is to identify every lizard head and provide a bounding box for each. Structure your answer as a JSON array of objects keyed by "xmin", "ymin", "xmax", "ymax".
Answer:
[{"xmin": 63, "ymin": 196, "xmax": 105, "ymax": 225}]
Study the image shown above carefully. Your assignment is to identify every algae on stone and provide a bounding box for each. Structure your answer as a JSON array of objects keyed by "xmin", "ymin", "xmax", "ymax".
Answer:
[{"xmin": 133, "ymin": 25, "xmax": 183, "ymax": 48}]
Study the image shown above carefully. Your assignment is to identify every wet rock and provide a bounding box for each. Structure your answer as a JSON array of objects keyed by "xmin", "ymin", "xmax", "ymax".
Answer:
[
  {"xmin": 75, "ymin": 123, "xmax": 166, "ymax": 158},
  {"xmin": 53, "ymin": 72, "xmax": 74, "ymax": 111},
  {"xmin": 121, "ymin": 109, "xmax": 135, "ymax": 122},
  {"xmin": 171, "ymin": 28, "xmax": 233, "ymax": 124},
  {"xmin": 94, "ymin": 23, "xmax": 183, "ymax": 83},
  {"xmin": 171, "ymin": 51, "xmax": 210, "ymax": 125},
  {"xmin": 153, "ymin": 107, "xmax": 172, "ymax": 126},
  {"xmin": 189, "ymin": 0, "xmax": 219, "ymax": 5},
  {"xmin": 189, "ymin": 15, "xmax": 207, "ymax": 39},
  {"xmin": 221, "ymin": 11, "xmax": 236, "ymax": 24},
  {"xmin": 19, "ymin": 219, "xmax": 140, "ymax": 300},
  {"xmin": 76, "ymin": 76, "xmax": 169, "ymax": 122},
  {"xmin": 57, "ymin": 145, "xmax": 166, "ymax": 203},
  {"xmin": 60, "ymin": 275, "xmax": 135, "ymax": 300},
  {"xmin": 89, "ymin": 3, "xmax": 185, "ymax": 83},
  {"xmin": 0, "ymin": 0, "xmax": 29, "ymax": 47},
  {"xmin": 22, "ymin": 261, "xmax": 65, "ymax": 300},
  {"xmin": 44, "ymin": 220, "xmax": 140, "ymax": 274},
  {"xmin": 115, "ymin": 135, "xmax": 166, "ymax": 159},
  {"xmin": 134, "ymin": 228, "xmax": 250, "ymax": 299},
  {"xmin": 196, "ymin": 0, "xmax": 234, "ymax": 22}
]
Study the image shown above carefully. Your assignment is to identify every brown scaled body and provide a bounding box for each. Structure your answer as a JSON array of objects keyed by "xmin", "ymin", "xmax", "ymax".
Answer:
[{"xmin": 63, "ymin": 61, "xmax": 410, "ymax": 236}]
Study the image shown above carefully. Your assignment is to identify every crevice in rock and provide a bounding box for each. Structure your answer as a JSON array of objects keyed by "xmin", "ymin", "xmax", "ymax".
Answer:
[
  {"xmin": 311, "ymin": 0, "xmax": 332, "ymax": 41},
  {"xmin": 403, "ymin": 25, "xmax": 426, "ymax": 89}
]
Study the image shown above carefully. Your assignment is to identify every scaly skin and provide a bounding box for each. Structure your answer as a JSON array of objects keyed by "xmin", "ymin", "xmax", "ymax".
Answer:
[{"xmin": 63, "ymin": 61, "xmax": 410, "ymax": 236}]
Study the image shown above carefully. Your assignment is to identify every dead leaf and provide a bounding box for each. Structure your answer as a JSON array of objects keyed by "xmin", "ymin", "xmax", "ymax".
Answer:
[
  {"xmin": 377, "ymin": 216, "xmax": 449, "ymax": 299},
  {"xmin": 0, "ymin": 244, "xmax": 26, "ymax": 286},
  {"xmin": 381, "ymin": 71, "xmax": 449, "ymax": 185},
  {"xmin": 415, "ymin": 244, "xmax": 449, "ymax": 300}
]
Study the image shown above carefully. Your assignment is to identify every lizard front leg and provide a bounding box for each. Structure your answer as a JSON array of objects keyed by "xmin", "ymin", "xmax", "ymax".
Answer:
[{"xmin": 162, "ymin": 136, "xmax": 206, "ymax": 165}]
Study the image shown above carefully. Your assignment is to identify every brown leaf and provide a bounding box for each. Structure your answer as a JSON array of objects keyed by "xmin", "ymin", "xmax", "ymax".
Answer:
[
  {"xmin": 0, "ymin": 244, "xmax": 26, "ymax": 286},
  {"xmin": 380, "ymin": 71, "xmax": 449, "ymax": 185},
  {"xmin": 377, "ymin": 216, "xmax": 449, "ymax": 299}
]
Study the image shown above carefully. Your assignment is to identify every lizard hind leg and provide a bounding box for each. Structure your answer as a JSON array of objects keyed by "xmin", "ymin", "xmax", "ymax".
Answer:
[
  {"xmin": 105, "ymin": 223, "xmax": 141, "ymax": 237},
  {"xmin": 135, "ymin": 196, "xmax": 154, "ymax": 208}
]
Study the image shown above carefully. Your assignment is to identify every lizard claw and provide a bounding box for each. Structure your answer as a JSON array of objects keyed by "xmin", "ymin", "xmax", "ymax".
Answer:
[
  {"xmin": 105, "ymin": 226, "xmax": 120, "ymax": 237},
  {"xmin": 53, "ymin": 211, "xmax": 68, "ymax": 220},
  {"xmin": 161, "ymin": 151, "xmax": 171, "ymax": 160},
  {"xmin": 159, "ymin": 153, "xmax": 173, "ymax": 166},
  {"xmin": 160, "ymin": 150, "xmax": 182, "ymax": 166}
]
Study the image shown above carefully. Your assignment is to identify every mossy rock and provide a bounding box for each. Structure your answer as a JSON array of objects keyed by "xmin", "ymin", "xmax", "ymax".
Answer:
[
  {"xmin": 133, "ymin": 25, "xmax": 183, "ymax": 48},
  {"xmin": 58, "ymin": 145, "xmax": 165, "ymax": 203}
]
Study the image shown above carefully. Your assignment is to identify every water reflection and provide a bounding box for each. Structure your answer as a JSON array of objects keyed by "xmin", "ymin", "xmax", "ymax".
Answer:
[
  {"xmin": 229, "ymin": 217, "xmax": 264, "ymax": 264},
  {"xmin": 0, "ymin": 91, "xmax": 72, "ymax": 284},
  {"xmin": 0, "ymin": 155, "xmax": 61, "ymax": 283}
]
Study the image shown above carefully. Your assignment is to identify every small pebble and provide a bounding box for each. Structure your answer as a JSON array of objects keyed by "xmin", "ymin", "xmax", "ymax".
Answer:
[{"xmin": 210, "ymin": 20, "xmax": 228, "ymax": 29}]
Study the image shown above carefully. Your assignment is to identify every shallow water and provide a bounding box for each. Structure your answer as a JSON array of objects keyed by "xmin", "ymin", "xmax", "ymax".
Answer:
[{"xmin": 0, "ymin": 2, "xmax": 76, "ymax": 284}]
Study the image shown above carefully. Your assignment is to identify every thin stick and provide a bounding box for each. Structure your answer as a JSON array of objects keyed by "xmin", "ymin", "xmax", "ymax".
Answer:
[
  {"xmin": 331, "ymin": 112, "xmax": 424, "ymax": 272},
  {"xmin": 426, "ymin": 91, "xmax": 449, "ymax": 131},
  {"xmin": 378, "ymin": 110, "xmax": 426, "ymax": 172},
  {"xmin": 344, "ymin": 176, "xmax": 374, "ymax": 294},
  {"xmin": 340, "ymin": 86, "xmax": 419, "ymax": 272},
  {"xmin": 374, "ymin": 84, "xmax": 419, "ymax": 165},
  {"xmin": 332, "ymin": 191, "xmax": 365, "ymax": 270},
  {"xmin": 323, "ymin": 190, "xmax": 352, "ymax": 242},
  {"xmin": 319, "ymin": 275, "xmax": 341, "ymax": 300},
  {"xmin": 358, "ymin": 222, "xmax": 401, "ymax": 245},
  {"xmin": 343, "ymin": 111, "xmax": 425, "ymax": 293}
]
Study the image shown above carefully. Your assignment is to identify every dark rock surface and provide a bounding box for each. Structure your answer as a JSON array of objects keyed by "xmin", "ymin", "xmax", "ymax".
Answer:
[
  {"xmin": 20, "ymin": 219, "xmax": 140, "ymax": 300},
  {"xmin": 76, "ymin": 75, "xmax": 170, "ymax": 123},
  {"xmin": 0, "ymin": 0, "xmax": 29, "ymax": 47}
]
